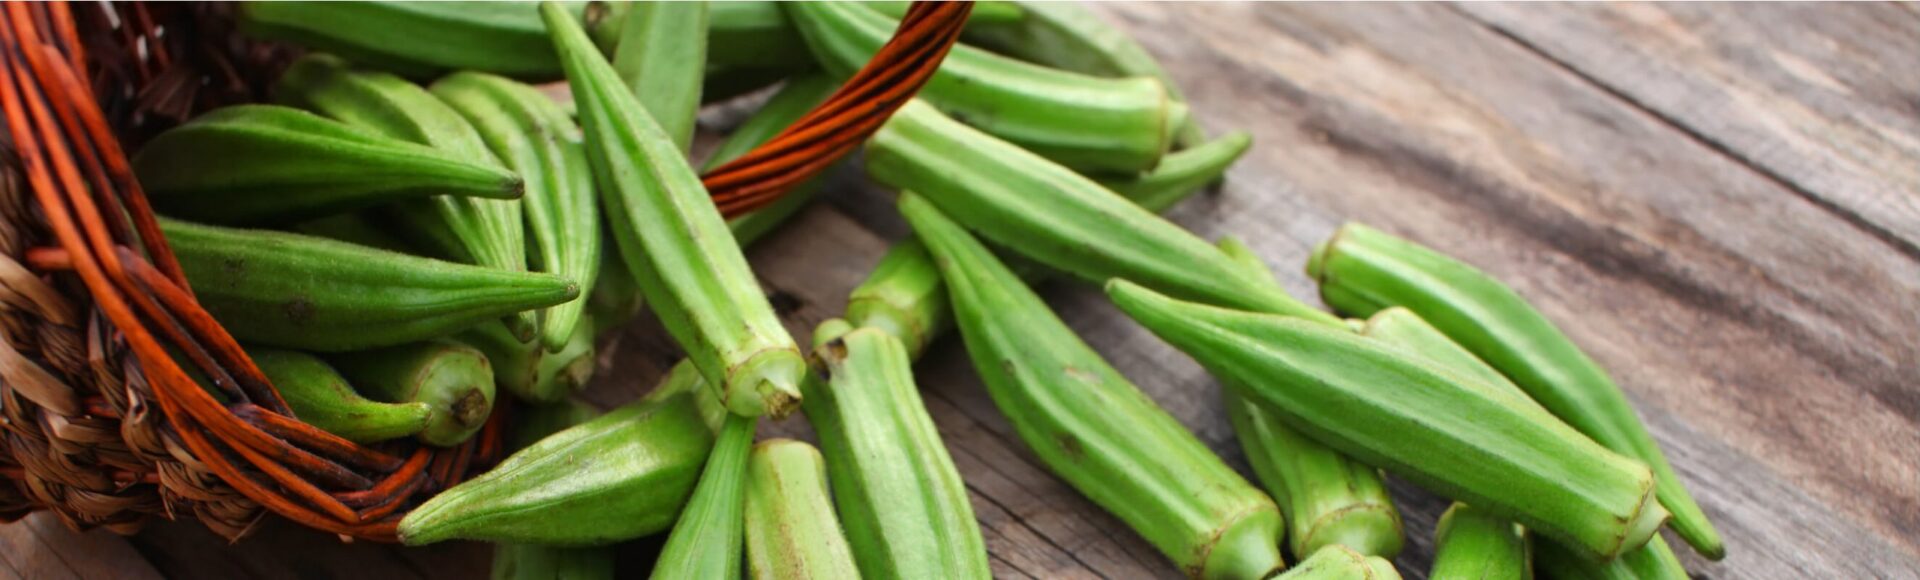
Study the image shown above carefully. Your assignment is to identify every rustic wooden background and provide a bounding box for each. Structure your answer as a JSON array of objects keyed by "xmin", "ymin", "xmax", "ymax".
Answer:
[{"xmin": 5, "ymin": 3, "xmax": 1917, "ymax": 579}]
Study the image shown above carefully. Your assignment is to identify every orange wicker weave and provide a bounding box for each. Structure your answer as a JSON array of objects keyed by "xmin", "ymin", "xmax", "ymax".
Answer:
[{"xmin": 0, "ymin": 1, "xmax": 968, "ymax": 542}]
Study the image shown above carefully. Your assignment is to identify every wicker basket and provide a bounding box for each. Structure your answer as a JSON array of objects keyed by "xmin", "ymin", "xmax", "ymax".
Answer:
[{"xmin": 0, "ymin": 1, "xmax": 969, "ymax": 542}]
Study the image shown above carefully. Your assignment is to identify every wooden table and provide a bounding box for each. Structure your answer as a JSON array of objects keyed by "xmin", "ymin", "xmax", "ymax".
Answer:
[{"xmin": 5, "ymin": 3, "xmax": 1916, "ymax": 579}]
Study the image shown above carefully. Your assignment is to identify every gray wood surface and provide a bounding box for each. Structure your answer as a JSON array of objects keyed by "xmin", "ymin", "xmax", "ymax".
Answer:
[{"xmin": 7, "ymin": 3, "xmax": 1916, "ymax": 579}]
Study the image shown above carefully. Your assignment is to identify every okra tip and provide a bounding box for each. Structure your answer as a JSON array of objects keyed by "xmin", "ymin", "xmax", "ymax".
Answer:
[
  {"xmin": 1298, "ymin": 501, "xmax": 1405, "ymax": 560},
  {"xmin": 727, "ymin": 347, "xmax": 807, "ymax": 419}
]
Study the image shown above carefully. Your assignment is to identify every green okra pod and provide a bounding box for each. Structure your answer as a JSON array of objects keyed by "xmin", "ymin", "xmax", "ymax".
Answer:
[
  {"xmin": 399, "ymin": 362, "xmax": 722, "ymax": 545},
  {"xmin": 491, "ymin": 401, "xmax": 615, "ymax": 580},
  {"xmin": 455, "ymin": 321, "xmax": 545, "ymax": 403},
  {"xmin": 902, "ymin": 194, "xmax": 1286, "ymax": 580},
  {"xmin": 250, "ymin": 348, "xmax": 431, "ymax": 443},
  {"xmin": 163, "ymin": 218, "xmax": 577, "ymax": 352},
  {"xmin": 1106, "ymin": 280, "xmax": 1669, "ymax": 561},
  {"xmin": 962, "ymin": 0, "xmax": 1205, "ymax": 147},
  {"xmin": 1307, "ymin": 223, "xmax": 1723, "ymax": 559},
  {"xmin": 847, "ymin": 130, "xmax": 1251, "ymax": 359},
  {"xmin": 276, "ymin": 53, "xmax": 536, "ymax": 339},
  {"xmin": 134, "ymin": 105, "xmax": 521, "ymax": 225},
  {"xmin": 545, "ymin": 2, "xmax": 805, "ymax": 418},
  {"xmin": 238, "ymin": 1, "xmax": 586, "ymax": 78},
  {"xmin": 867, "ymin": 101, "xmax": 1335, "ymax": 324},
  {"xmin": 1275, "ymin": 546, "xmax": 1402, "ymax": 580},
  {"xmin": 433, "ymin": 71, "xmax": 600, "ymax": 353},
  {"xmin": 1217, "ymin": 236, "xmax": 1403, "ymax": 560},
  {"xmin": 326, "ymin": 339, "xmax": 495, "ymax": 447},
  {"xmin": 790, "ymin": 3, "xmax": 1181, "ymax": 174},
  {"xmin": 1429, "ymin": 504, "xmax": 1531, "ymax": 580},
  {"xmin": 610, "ymin": 1, "xmax": 709, "ymax": 152},
  {"xmin": 596, "ymin": 1, "xmax": 1024, "ymax": 73},
  {"xmin": 804, "ymin": 322, "xmax": 989, "ymax": 579},
  {"xmin": 1536, "ymin": 535, "xmax": 1687, "ymax": 580},
  {"xmin": 650, "ymin": 414, "xmax": 756, "ymax": 580},
  {"xmin": 744, "ymin": 439, "xmax": 863, "ymax": 580}
]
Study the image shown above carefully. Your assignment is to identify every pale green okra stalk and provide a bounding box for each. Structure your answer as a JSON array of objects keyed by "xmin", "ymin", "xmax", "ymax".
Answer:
[
  {"xmin": 250, "ymin": 348, "xmax": 432, "ymax": 443},
  {"xmin": 902, "ymin": 194, "xmax": 1286, "ymax": 580},
  {"xmin": 803, "ymin": 322, "xmax": 989, "ymax": 579},
  {"xmin": 326, "ymin": 340, "xmax": 496, "ymax": 447},
  {"xmin": 650, "ymin": 414, "xmax": 756, "ymax": 580},
  {"xmin": 1308, "ymin": 223, "xmax": 1723, "ymax": 559},
  {"xmin": 790, "ymin": 2, "xmax": 1182, "ymax": 174},
  {"xmin": 1217, "ymin": 236, "xmax": 1404, "ymax": 560},
  {"xmin": 433, "ymin": 71, "xmax": 600, "ymax": 353},
  {"xmin": 543, "ymin": 2, "xmax": 805, "ymax": 418},
  {"xmin": 610, "ymin": 1, "xmax": 708, "ymax": 152},
  {"xmin": 743, "ymin": 439, "xmax": 863, "ymax": 580},
  {"xmin": 866, "ymin": 101, "xmax": 1336, "ymax": 325},
  {"xmin": 1428, "ymin": 503, "xmax": 1531, "ymax": 580},
  {"xmin": 1106, "ymin": 280, "xmax": 1668, "ymax": 561},
  {"xmin": 1274, "ymin": 546, "xmax": 1402, "ymax": 580}
]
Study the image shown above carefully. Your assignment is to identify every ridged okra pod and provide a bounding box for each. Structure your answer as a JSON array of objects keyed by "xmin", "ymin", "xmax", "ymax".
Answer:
[
  {"xmin": 276, "ymin": 53, "xmax": 536, "ymax": 339},
  {"xmin": 610, "ymin": 1, "xmax": 708, "ymax": 152},
  {"xmin": 1428, "ymin": 504, "xmax": 1531, "ymax": 580},
  {"xmin": 251, "ymin": 348, "xmax": 431, "ymax": 443},
  {"xmin": 1218, "ymin": 236, "xmax": 1404, "ymax": 560},
  {"xmin": 398, "ymin": 362, "xmax": 722, "ymax": 545},
  {"xmin": 433, "ymin": 72, "xmax": 600, "ymax": 352},
  {"xmin": 867, "ymin": 101, "xmax": 1336, "ymax": 325},
  {"xmin": 1362, "ymin": 308, "xmax": 1684, "ymax": 579},
  {"xmin": 1536, "ymin": 535, "xmax": 1687, "ymax": 580},
  {"xmin": 544, "ymin": 2, "xmax": 805, "ymax": 418},
  {"xmin": 1275, "ymin": 546, "xmax": 1402, "ymax": 580},
  {"xmin": 962, "ymin": 0, "xmax": 1205, "ymax": 147},
  {"xmin": 790, "ymin": 2, "xmax": 1182, "ymax": 174},
  {"xmin": 1307, "ymin": 223, "xmax": 1722, "ymax": 559},
  {"xmin": 134, "ymin": 105, "xmax": 520, "ymax": 225},
  {"xmin": 650, "ymin": 414, "xmax": 756, "ymax": 580},
  {"xmin": 1107, "ymin": 280, "xmax": 1668, "ymax": 561},
  {"xmin": 847, "ymin": 130, "xmax": 1251, "ymax": 358},
  {"xmin": 804, "ymin": 321, "xmax": 988, "ymax": 579},
  {"xmin": 326, "ymin": 340, "xmax": 495, "ymax": 447},
  {"xmin": 902, "ymin": 194, "xmax": 1286, "ymax": 580},
  {"xmin": 237, "ymin": 1, "xmax": 585, "ymax": 78},
  {"xmin": 491, "ymin": 401, "xmax": 614, "ymax": 580},
  {"xmin": 744, "ymin": 439, "xmax": 862, "ymax": 580},
  {"xmin": 163, "ymin": 218, "xmax": 576, "ymax": 352}
]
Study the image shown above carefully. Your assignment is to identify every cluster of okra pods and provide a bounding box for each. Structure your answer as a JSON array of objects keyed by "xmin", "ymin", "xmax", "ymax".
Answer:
[{"xmin": 133, "ymin": 2, "xmax": 1723, "ymax": 578}]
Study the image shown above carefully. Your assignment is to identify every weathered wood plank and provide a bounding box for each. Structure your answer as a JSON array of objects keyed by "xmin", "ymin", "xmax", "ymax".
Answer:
[
  {"xmin": 1089, "ymin": 2, "xmax": 1920, "ymax": 563},
  {"xmin": 0, "ymin": 513, "xmax": 159, "ymax": 580},
  {"xmin": 1455, "ymin": 2, "xmax": 1920, "ymax": 257}
]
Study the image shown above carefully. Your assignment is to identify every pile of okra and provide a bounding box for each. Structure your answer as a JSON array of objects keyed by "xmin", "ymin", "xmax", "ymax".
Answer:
[{"xmin": 133, "ymin": 2, "xmax": 1724, "ymax": 578}]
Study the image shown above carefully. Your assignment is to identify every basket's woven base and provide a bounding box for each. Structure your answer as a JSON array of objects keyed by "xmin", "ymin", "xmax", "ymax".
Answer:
[{"xmin": 1, "ymin": 140, "xmax": 263, "ymax": 537}]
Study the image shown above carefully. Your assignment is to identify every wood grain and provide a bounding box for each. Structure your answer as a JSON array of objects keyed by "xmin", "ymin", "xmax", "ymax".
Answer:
[{"xmin": 4, "ymin": 3, "xmax": 1915, "ymax": 579}]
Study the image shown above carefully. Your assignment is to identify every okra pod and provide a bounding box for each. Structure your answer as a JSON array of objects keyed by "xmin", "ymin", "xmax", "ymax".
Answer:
[
  {"xmin": 962, "ymin": 0, "xmax": 1205, "ymax": 147},
  {"xmin": 134, "ymin": 105, "xmax": 520, "ymax": 225},
  {"xmin": 545, "ymin": 2, "xmax": 805, "ymax": 418},
  {"xmin": 1276, "ymin": 546, "xmax": 1402, "ymax": 580},
  {"xmin": 744, "ymin": 439, "xmax": 863, "ymax": 580},
  {"xmin": 528, "ymin": 313, "xmax": 598, "ymax": 403},
  {"xmin": 1536, "ymin": 535, "xmax": 1687, "ymax": 580},
  {"xmin": 398, "ymin": 363, "xmax": 721, "ymax": 545},
  {"xmin": 847, "ymin": 130, "xmax": 1250, "ymax": 358},
  {"xmin": 804, "ymin": 322, "xmax": 989, "ymax": 579},
  {"xmin": 276, "ymin": 53, "xmax": 536, "ymax": 339},
  {"xmin": 610, "ymin": 1, "xmax": 708, "ymax": 152},
  {"xmin": 790, "ymin": 2, "xmax": 1182, "ymax": 174},
  {"xmin": 1429, "ymin": 504, "xmax": 1531, "ymax": 580},
  {"xmin": 491, "ymin": 401, "xmax": 615, "ymax": 580},
  {"xmin": 1217, "ymin": 236, "xmax": 1404, "ymax": 560},
  {"xmin": 455, "ymin": 321, "xmax": 544, "ymax": 403},
  {"xmin": 596, "ymin": 1, "xmax": 1025, "ymax": 72},
  {"xmin": 251, "ymin": 348, "xmax": 431, "ymax": 443},
  {"xmin": 867, "ymin": 101, "xmax": 1336, "ymax": 324},
  {"xmin": 650, "ymin": 414, "xmax": 756, "ymax": 580},
  {"xmin": 902, "ymin": 194, "xmax": 1286, "ymax": 580},
  {"xmin": 1106, "ymin": 280, "xmax": 1669, "ymax": 561},
  {"xmin": 237, "ymin": 1, "xmax": 586, "ymax": 78},
  {"xmin": 1307, "ymin": 223, "xmax": 1723, "ymax": 559},
  {"xmin": 325, "ymin": 339, "xmax": 495, "ymax": 447},
  {"xmin": 163, "ymin": 218, "xmax": 577, "ymax": 352},
  {"xmin": 433, "ymin": 72, "xmax": 601, "ymax": 352}
]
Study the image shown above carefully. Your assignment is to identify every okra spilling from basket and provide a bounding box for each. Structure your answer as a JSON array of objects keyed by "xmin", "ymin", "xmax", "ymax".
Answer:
[{"xmin": 104, "ymin": 1, "xmax": 1731, "ymax": 577}]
